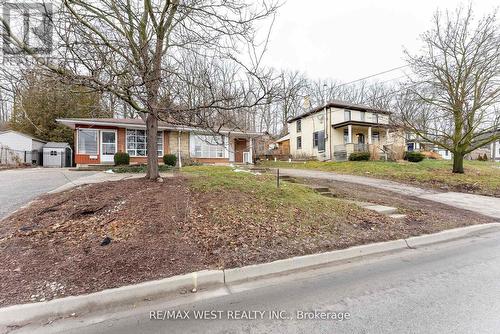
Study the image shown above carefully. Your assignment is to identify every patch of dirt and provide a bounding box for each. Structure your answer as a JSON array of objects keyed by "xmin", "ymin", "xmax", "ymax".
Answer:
[{"xmin": 0, "ymin": 177, "xmax": 209, "ymax": 307}]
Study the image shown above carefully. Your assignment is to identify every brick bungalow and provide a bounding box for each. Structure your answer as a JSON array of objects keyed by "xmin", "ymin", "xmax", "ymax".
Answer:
[{"xmin": 56, "ymin": 118, "xmax": 261, "ymax": 167}]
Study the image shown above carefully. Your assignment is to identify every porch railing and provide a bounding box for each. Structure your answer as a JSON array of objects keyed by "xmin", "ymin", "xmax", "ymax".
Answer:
[{"xmin": 334, "ymin": 144, "xmax": 369, "ymax": 153}]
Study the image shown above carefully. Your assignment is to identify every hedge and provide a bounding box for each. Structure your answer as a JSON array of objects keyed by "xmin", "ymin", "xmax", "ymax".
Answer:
[
  {"xmin": 349, "ymin": 151, "xmax": 370, "ymax": 161},
  {"xmin": 163, "ymin": 154, "xmax": 177, "ymax": 166},
  {"xmin": 112, "ymin": 164, "xmax": 173, "ymax": 173},
  {"xmin": 114, "ymin": 152, "xmax": 130, "ymax": 165},
  {"xmin": 404, "ymin": 151, "xmax": 425, "ymax": 162}
]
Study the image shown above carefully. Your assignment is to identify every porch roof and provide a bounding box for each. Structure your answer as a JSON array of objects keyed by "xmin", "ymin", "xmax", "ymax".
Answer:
[
  {"xmin": 56, "ymin": 118, "xmax": 263, "ymax": 137},
  {"xmin": 332, "ymin": 120, "xmax": 390, "ymax": 129}
]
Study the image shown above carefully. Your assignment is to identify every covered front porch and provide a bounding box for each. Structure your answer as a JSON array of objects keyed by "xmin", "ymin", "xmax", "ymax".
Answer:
[
  {"xmin": 332, "ymin": 122, "xmax": 390, "ymax": 161},
  {"xmin": 228, "ymin": 135, "xmax": 254, "ymax": 164}
]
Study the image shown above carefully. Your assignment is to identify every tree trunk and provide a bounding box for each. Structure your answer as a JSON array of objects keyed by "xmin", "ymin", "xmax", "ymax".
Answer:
[
  {"xmin": 146, "ymin": 113, "xmax": 159, "ymax": 180},
  {"xmin": 452, "ymin": 152, "xmax": 464, "ymax": 174}
]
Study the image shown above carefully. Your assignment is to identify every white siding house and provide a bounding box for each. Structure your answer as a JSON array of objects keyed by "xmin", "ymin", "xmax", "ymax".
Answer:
[{"xmin": 288, "ymin": 101, "xmax": 402, "ymax": 161}]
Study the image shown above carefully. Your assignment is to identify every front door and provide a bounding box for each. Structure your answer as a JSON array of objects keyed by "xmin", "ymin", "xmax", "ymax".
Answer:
[
  {"xmin": 356, "ymin": 133, "xmax": 365, "ymax": 145},
  {"xmin": 234, "ymin": 138, "xmax": 247, "ymax": 163},
  {"xmin": 100, "ymin": 131, "xmax": 117, "ymax": 163}
]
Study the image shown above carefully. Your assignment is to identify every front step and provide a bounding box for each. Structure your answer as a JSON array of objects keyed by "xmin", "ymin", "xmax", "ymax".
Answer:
[
  {"xmin": 364, "ymin": 205, "xmax": 398, "ymax": 215},
  {"xmin": 388, "ymin": 214, "xmax": 407, "ymax": 219},
  {"xmin": 309, "ymin": 186, "xmax": 330, "ymax": 193},
  {"xmin": 251, "ymin": 168, "xmax": 269, "ymax": 173}
]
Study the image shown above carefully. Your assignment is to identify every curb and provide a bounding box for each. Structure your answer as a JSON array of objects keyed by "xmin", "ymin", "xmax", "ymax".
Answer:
[
  {"xmin": 405, "ymin": 223, "xmax": 499, "ymax": 248},
  {"xmin": 224, "ymin": 239, "xmax": 407, "ymax": 283},
  {"xmin": 1, "ymin": 223, "xmax": 499, "ymax": 326},
  {"xmin": 0, "ymin": 270, "xmax": 223, "ymax": 325}
]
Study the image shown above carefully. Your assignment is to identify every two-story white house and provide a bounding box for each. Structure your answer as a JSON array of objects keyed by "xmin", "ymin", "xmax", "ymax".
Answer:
[{"xmin": 288, "ymin": 100, "xmax": 403, "ymax": 161}]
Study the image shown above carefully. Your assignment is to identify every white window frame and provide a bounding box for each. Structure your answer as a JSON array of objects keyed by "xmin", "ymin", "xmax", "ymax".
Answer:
[
  {"xmin": 100, "ymin": 130, "xmax": 118, "ymax": 160},
  {"xmin": 77, "ymin": 128, "xmax": 99, "ymax": 155},
  {"xmin": 189, "ymin": 134, "xmax": 227, "ymax": 159},
  {"xmin": 125, "ymin": 129, "xmax": 164, "ymax": 157},
  {"xmin": 344, "ymin": 110, "xmax": 351, "ymax": 121}
]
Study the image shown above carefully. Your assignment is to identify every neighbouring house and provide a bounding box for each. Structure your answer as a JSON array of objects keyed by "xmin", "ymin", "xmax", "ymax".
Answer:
[
  {"xmin": 406, "ymin": 130, "xmax": 500, "ymax": 162},
  {"xmin": 0, "ymin": 130, "xmax": 46, "ymax": 165},
  {"xmin": 489, "ymin": 139, "xmax": 500, "ymax": 162},
  {"xmin": 43, "ymin": 142, "xmax": 73, "ymax": 168},
  {"xmin": 253, "ymin": 132, "xmax": 274, "ymax": 157},
  {"xmin": 255, "ymin": 133, "xmax": 291, "ymax": 161},
  {"xmin": 468, "ymin": 130, "xmax": 500, "ymax": 162},
  {"xmin": 56, "ymin": 118, "xmax": 262, "ymax": 167},
  {"xmin": 287, "ymin": 100, "xmax": 404, "ymax": 161},
  {"xmin": 405, "ymin": 135, "xmax": 452, "ymax": 160},
  {"xmin": 275, "ymin": 134, "xmax": 290, "ymax": 156}
]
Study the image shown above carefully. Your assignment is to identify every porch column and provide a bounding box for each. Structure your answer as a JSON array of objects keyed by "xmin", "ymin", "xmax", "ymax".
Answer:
[
  {"xmin": 347, "ymin": 124, "xmax": 353, "ymax": 143},
  {"xmin": 368, "ymin": 126, "xmax": 372, "ymax": 144},
  {"xmin": 177, "ymin": 131, "xmax": 182, "ymax": 168},
  {"xmin": 249, "ymin": 138, "xmax": 253, "ymax": 164}
]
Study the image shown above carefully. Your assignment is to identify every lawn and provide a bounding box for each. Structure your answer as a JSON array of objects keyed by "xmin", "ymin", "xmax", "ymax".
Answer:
[
  {"xmin": 0, "ymin": 166, "xmax": 495, "ymax": 307},
  {"xmin": 258, "ymin": 159, "xmax": 500, "ymax": 197}
]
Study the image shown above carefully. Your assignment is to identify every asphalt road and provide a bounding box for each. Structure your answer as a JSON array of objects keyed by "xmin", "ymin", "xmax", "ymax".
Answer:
[
  {"xmin": 23, "ymin": 227, "xmax": 500, "ymax": 334},
  {"xmin": 0, "ymin": 168, "xmax": 97, "ymax": 219}
]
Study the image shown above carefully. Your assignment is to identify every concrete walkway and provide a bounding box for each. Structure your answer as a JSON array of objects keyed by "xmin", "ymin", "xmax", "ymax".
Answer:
[
  {"xmin": 49, "ymin": 172, "xmax": 143, "ymax": 193},
  {"xmin": 278, "ymin": 168, "xmax": 500, "ymax": 219}
]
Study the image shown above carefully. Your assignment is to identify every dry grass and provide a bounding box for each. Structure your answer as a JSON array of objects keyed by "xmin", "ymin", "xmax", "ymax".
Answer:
[{"xmin": 258, "ymin": 159, "xmax": 500, "ymax": 197}]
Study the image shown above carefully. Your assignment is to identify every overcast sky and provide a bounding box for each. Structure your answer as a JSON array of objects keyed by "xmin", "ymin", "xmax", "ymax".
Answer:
[{"xmin": 260, "ymin": 0, "xmax": 499, "ymax": 83}]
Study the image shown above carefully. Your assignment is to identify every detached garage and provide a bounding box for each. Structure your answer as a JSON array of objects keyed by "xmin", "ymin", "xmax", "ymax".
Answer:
[
  {"xmin": 0, "ymin": 130, "xmax": 46, "ymax": 165},
  {"xmin": 43, "ymin": 142, "xmax": 73, "ymax": 168}
]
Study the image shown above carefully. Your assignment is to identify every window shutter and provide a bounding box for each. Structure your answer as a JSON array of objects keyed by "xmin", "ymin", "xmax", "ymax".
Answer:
[{"xmin": 318, "ymin": 131, "xmax": 325, "ymax": 151}]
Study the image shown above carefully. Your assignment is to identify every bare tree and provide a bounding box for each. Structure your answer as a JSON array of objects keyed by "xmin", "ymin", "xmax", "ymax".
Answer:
[
  {"xmin": 402, "ymin": 6, "xmax": 500, "ymax": 173},
  {"xmin": 1, "ymin": 0, "xmax": 278, "ymax": 179}
]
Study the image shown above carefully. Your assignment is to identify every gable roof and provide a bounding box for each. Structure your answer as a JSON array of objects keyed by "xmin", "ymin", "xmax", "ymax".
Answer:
[
  {"xmin": 288, "ymin": 100, "xmax": 392, "ymax": 123},
  {"xmin": 56, "ymin": 118, "xmax": 264, "ymax": 137},
  {"xmin": 44, "ymin": 142, "xmax": 71, "ymax": 148},
  {"xmin": 0, "ymin": 130, "xmax": 46, "ymax": 143},
  {"xmin": 276, "ymin": 134, "xmax": 289, "ymax": 143}
]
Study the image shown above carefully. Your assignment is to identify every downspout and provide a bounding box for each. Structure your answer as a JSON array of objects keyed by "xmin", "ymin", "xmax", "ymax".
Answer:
[
  {"xmin": 323, "ymin": 84, "xmax": 328, "ymax": 161},
  {"xmin": 324, "ymin": 106, "xmax": 328, "ymax": 160},
  {"xmin": 177, "ymin": 130, "xmax": 182, "ymax": 168},
  {"xmin": 329, "ymin": 107, "xmax": 333, "ymax": 160}
]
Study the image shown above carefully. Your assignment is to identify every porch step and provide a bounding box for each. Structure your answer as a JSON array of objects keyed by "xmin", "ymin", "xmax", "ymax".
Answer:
[
  {"xmin": 279, "ymin": 175, "xmax": 299, "ymax": 182},
  {"xmin": 309, "ymin": 186, "xmax": 330, "ymax": 193},
  {"xmin": 250, "ymin": 168, "xmax": 269, "ymax": 173},
  {"xmin": 388, "ymin": 214, "xmax": 407, "ymax": 219},
  {"xmin": 320, "ymin": 192, "xmax": 338, "ymax": 198}
]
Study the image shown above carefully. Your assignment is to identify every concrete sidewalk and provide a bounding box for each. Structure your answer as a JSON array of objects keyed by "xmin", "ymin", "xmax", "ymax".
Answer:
[{"xmin": 278, "ymin": 168, "xmax": 500, "ymax": 219}]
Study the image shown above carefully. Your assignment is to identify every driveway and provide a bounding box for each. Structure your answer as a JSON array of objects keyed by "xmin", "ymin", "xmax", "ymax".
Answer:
[
  {"xmin": 0, "ymin": 168, "xmax": 97, "ymax": 220},
  {"xmin": 279, "ymin": 168, "xmax": 500, "ymax": 219}
]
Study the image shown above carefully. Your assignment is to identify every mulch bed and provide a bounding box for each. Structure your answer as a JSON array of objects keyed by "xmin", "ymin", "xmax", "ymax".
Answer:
[
  {"xmin": 0, "ymin": 178, "xmax": 208, "ymax": 307},
  {"xmin": 0, "ymin": 176, "xmax": 495, "ymax": 307}
]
